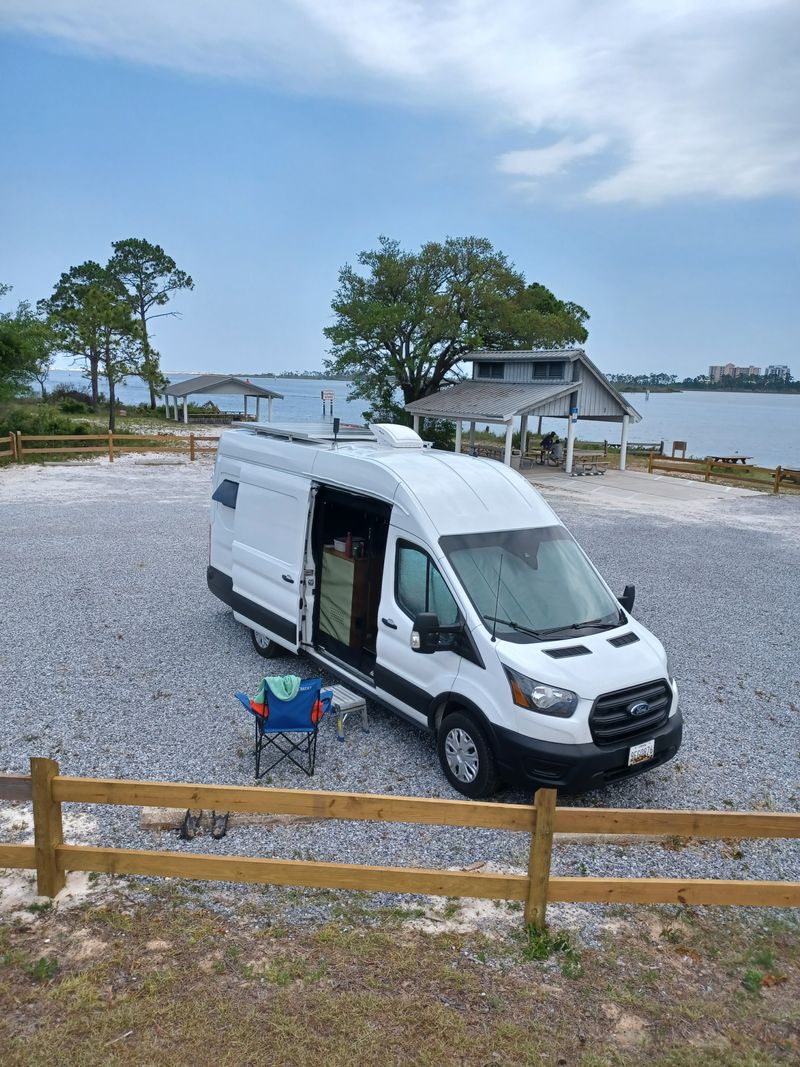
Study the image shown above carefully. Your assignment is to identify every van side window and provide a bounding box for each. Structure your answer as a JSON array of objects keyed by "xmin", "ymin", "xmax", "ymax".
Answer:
[
  {"xmin": 212, "ymin": 479, "xmax": 239, "ymax": 509},
  {"xmin": 396, "ymin": 543, "xmax": 458, "ymax": 625}
]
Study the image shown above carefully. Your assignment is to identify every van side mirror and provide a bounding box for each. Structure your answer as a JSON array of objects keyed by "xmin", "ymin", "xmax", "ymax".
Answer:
[
  {"xmin": 411, "ymin": 612, "xmax": 440, "ymax": 654},
  {"xmin": 618, "ymin": 584, "xmax": 636, "ymax": 613}
]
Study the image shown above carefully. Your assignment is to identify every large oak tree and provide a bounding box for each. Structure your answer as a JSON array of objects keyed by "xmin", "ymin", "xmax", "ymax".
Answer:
[{"xmin": 324, "ymin": 236, "xmax": 589, "ymax": 422}]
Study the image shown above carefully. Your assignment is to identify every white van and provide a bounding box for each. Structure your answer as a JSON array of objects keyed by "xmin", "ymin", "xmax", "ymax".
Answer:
[{"xmin": 207, "ymin": 422, "xmax": 682, "ymax": 797}]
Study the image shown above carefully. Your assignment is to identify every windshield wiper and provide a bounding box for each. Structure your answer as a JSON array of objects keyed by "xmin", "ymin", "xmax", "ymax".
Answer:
[
  {"xmin": 482, "ymin": 614, "xmax": 548, "ymax": 639},
  {"xmin": 566, "ymin": 617, "xmax": 621, "ymax": 632}
]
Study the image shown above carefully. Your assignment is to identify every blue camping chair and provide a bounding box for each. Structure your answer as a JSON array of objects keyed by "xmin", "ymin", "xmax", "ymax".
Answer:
[{"xmin": 235, "ymin": 679, "xmax": 332, "ymax": 778}]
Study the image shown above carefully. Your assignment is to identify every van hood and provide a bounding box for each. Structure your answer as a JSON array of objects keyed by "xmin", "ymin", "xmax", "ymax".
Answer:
[{"xmin": 492, "ymin": 619, "xmax": 669, "ymax": 699}]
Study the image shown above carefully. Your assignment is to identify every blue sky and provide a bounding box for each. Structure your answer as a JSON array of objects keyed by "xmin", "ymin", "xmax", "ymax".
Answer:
[{"xmin": 1, "ymin": 2, "xmax": 798, "ymax": 378}]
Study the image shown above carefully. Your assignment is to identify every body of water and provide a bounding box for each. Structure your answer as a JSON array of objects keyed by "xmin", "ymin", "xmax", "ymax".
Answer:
[
  {"xmin": 45, "ymin": 369, "xmax": 800, "ymax": 469},
  {"xmin": 538, "ymin": 390, "xmax": 800, "ymax": 469}
]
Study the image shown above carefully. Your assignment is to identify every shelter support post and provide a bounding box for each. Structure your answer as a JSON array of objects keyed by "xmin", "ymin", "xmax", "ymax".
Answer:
[
  {"xmin": 454, "ymin": 421, "xmax": 462, "ymax": 455},
  {"xmin": 469, "ymin": 422, "xmax": 475, "ymax": 450},
  {"xmin": 268, "ymin": 398, "xmax": 273, "ymax": 422},
  {"xmin": 243, "ymin": 395, "xmax": 248, "ymax": 421},
  {"xmin": 537, "ymin": 416, "xmax": 543, "ymax": 435},
  {"xmin": 620, "ymin": 414, "xmax": 630, "ymax": 471},
  {"xmin": 565, "ymin": 413, "xmax": 576, "ymax": 474},
  {"xmin": 519, "ymin": 414, "xmax": 528, "ymax": 457},
  {"xmin": 503, "ymin": 421, "xmax": 513, "ymax": 466},
  {"xmin": 163, "ymin": 395, "xmax": 169, "ymax": 419},
  {"xmin": 174, "ymin": 397, "xmax": 179, "ymax": 421},
  {"xmin": 256, "ymin": 397, "xmax": 261, "ymax": 422},
  {"xmin": 413, "ymin": 415, "xmax": 420, "ymax": 434},
  {"xmin": 182, "ymin": 398, "xmax": 188, "ymax": 425}
]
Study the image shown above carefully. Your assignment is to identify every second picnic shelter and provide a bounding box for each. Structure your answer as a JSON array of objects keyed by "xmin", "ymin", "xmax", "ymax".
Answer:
[
  {"xmin": 162, "ymin": 374, "xmax": 284, "ymax": 424},
  {"xmin": 404, "ymin": 349, "xmax": 642, "ymax": 474}
]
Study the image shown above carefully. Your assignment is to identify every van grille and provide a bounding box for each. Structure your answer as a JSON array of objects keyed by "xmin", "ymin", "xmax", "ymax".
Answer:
[
  {"xmin": 544, "ymin": 645, "xmax": 591, "ymax": 659},
  {"xmin": 589, "ymin": 679, "xmax": 672, "ymax": 747},
  {"xmin": 608, "ymin": 632, "xmax": 639, "ymax": 648}
]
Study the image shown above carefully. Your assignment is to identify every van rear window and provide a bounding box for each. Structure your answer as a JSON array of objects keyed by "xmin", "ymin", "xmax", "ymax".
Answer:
[{"xmin": 212, "ymin": 479, "xmax": 239, "ymax": 509}]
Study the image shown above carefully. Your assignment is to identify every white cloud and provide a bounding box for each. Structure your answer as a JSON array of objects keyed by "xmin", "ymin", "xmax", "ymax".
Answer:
[
  {"xmin": 1, "ymin": 0, "xmax": 798, "ymax": 204},
  {"xmin": 497, "ymin": 135, "xmax": 608, "ymax": 179}
]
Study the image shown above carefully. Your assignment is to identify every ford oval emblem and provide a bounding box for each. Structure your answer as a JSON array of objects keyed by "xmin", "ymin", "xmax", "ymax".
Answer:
[{"xmin": 628, "ymin": 701, "xmax": 650, "ymax": 717}]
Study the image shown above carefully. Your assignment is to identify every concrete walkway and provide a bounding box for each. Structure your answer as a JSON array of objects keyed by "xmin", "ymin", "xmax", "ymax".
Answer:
[{"xmin": 520, "ymin": 464, "xmax": 757, "ymax": 505}]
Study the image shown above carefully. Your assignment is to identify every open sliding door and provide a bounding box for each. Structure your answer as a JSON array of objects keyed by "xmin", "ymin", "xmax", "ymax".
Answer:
[{"xmin": 231, "ymin": 470, "xmax": 309, "ymax": 652}]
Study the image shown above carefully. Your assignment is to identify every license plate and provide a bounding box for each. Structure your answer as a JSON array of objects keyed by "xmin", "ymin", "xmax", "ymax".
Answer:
[{"xmin": 628, "ymin": 739, "xmax": 655, "ymax": 766}]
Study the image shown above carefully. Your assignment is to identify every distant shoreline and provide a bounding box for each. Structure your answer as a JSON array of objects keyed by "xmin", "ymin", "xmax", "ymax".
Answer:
[
  {"xmin": 621, "ymin": 386, "xmax": 800, "ymax": 395},
  {"xmin": 50, "ymin": 367, "xmax": 349, "ymax": 381}
]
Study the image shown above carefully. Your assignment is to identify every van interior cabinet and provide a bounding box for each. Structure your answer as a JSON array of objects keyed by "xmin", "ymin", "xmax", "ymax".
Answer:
[{"xmin": 318, "ymin": 547, "xmax": 381, "ymax": 651}]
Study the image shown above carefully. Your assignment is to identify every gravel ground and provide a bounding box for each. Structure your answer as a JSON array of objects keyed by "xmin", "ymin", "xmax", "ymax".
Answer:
[{"xmin": 1, "ymin": 453, "xmax": 798, "ymax": 935}]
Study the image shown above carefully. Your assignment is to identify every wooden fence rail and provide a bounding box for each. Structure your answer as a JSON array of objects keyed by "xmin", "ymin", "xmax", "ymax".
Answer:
[
  {"xmin": 2, "ymin": 762, "xmax": 800, "ymax": 928},
  {"xmin": 7, "ymin": 432, "xmax": 220, "ymax": 464},
  {"xmin": 647, "ymin": 452, "xmax": 794, "ymax": 493}
]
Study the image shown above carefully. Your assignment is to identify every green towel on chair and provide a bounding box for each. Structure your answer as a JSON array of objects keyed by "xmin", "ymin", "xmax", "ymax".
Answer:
[{"xmin": 255, "ymin": 675, "xmax": 302, "ymax": 703}]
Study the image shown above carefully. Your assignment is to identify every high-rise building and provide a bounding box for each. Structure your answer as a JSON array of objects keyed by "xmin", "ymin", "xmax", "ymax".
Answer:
[
  {"xmin": 708, "ymin": 363, "xmax": 761, "ymax": 382},
  {"xmin": 765, "ymin": 364, "xmax": 792, "ymax": 381}
]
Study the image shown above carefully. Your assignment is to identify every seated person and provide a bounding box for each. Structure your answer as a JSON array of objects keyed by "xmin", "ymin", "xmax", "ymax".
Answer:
[
  {"xmin": 539, "ymin": 431, "xmax": 557, "ymax": 463},
  {"xmin": 551, "ymin": 438, "xmax": 564, "ymax": 463}
]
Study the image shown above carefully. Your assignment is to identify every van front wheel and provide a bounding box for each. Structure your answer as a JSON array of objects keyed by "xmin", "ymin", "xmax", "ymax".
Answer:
[
  {"xmin": 250, "ymin": 628, "xmax": 279, "ymax": 658},
  {"xmin": 437, "ymin": 711, "xmax": 498, "ymax": 799}
]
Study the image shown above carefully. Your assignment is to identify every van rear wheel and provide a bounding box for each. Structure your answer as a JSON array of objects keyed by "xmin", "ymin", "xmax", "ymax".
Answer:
[
  {"xmin": 437, "ymin": 711, "xmax": 499, "ymax": 799},
  {"xmin": 250, "ymin": 628, "xmax": 279, "ymax": 658}
]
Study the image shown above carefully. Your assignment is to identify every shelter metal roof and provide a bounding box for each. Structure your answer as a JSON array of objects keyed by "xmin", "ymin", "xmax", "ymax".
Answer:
[
  {"xmin": 163, "ymin": 374, "xmax": 284, "ymax": 399},
  {"xmin": 405, "ymin": 381, "xmax": 577, "ymax": 422},
  {"xmin": 461, "ymin": 348, "xmax": 584, "ymax": 363},
  {"xmin": 406, "ymin": 347, "xmax": 641, "ymax": 423}
]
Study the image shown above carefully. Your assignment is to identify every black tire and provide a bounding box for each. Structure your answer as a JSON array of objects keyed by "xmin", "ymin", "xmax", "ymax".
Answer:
[
  {"xmin": 250, "ymin": 628, "xmax": 280, "ymax": 658},
  {"xmin": 437, "ymin": 710, "xmax": 499, "ymax": 799}
]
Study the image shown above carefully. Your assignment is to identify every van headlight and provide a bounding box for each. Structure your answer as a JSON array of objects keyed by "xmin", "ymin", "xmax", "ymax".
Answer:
[{"xmin": 504, "ymin": 667, "xmax": 578, "ymax": 718}]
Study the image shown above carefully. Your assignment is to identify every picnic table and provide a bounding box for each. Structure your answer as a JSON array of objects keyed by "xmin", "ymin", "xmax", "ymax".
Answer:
[
  {"xmin": 471, "ymin": 444, "xmax": 505, "ymax": 461},
  {"xmin": 706, "ymin": 454, "xmax": 753, "ymax": 464},
  {"xmin": 571, "ymin": 450, "xmax": 608, "ymax": 476}
]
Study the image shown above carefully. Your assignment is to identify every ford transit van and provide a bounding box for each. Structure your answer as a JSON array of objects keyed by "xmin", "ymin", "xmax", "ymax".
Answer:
[{"xmin": 207, "ymin": 422, "xmax": 682, "ymax": 797}]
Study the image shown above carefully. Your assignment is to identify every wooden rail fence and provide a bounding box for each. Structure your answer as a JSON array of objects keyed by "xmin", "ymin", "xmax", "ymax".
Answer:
[
  {"xmin": 1, "ymin": 431, "xmax": 219, "ymax": 464},
  {"xmin": 647, "ymin": 452, "xmax": 797, "ymax": 493},
  {"xmin": 0, "ymin": 432, "xmax": 16, "ymax": 461},
  {"xmin": 2, "ymin": 760, "xmax": 799, "ymax": 928}
]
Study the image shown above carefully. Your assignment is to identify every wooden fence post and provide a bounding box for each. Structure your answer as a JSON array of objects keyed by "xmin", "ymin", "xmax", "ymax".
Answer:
[
  {"xmin": 9, "ymin": 432, "xmax": 16, "ymax": 460},
  {"xmin": 774, "ymin": 467, "xmax": 781, "ymax": 494},
  {"xmin": 107, "ymin": 432, "xmax": 114, "ymax": 463},
  {"xmin": 647, "ymin": 451, "xmax": 653, "ymax": 474},
  {"xmin": 524, "ymin": 787, "xmax": 557, "ymax": 929},
  {"xmin": 190, "ymin": 432, "xmax": 196, "ymax": 461},
  {"xmin": 15, "ymin": 430, "xmax": 23, "ymax": 462},
  {"xmin": 30, "ymin": 757, "xmax": 65, "ymax": 897},
  {"xmin": 704, "ymin": 458, "xmax": 711, "ymax": 482}
]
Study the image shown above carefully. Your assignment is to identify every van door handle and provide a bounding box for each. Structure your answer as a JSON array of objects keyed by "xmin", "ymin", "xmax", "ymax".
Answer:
[
  {"xmin": 282, "ymin": 574, "xmax": 294, "ymax": 584},
  {"xmin": 381, "ymin": 617, "xmax": 398, "ymax": 629}
]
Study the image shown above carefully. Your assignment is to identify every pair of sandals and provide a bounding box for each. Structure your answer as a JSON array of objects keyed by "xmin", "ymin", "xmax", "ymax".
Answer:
[{"xmin": 179, "ymin": 809, "xmax": 229, "ymax": 841}]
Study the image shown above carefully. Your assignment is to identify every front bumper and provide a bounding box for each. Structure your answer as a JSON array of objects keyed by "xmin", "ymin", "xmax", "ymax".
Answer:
[{"xmin": 492, "ymin": 710, "xmax": 683, "ymax": 795}]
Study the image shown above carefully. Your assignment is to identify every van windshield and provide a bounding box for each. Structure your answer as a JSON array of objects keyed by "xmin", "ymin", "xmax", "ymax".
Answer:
[{"xmin": 439, "ymin": 526, "xmax": 623, "ymax": 643}]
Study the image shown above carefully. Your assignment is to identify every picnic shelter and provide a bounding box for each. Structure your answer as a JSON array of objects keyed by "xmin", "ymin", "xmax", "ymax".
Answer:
[
  {"xmin": 162, "ymin": 375, "xmax": 284, "ymax": 424},
  {"xmin": 404, "ymin": 349, "xmax": 642, "ymax": 474}
]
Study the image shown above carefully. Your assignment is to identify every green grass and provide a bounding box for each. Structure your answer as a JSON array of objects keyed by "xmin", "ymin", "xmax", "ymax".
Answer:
[{"xmin": 0, "ymin": 891, "xmax": 798, "ymax": 1066}]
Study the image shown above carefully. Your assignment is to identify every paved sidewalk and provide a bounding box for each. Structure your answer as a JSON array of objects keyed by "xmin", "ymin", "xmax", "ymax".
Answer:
[{"xmin": 521, "ymin": 464, "xmax": 757, "ymax": 506}]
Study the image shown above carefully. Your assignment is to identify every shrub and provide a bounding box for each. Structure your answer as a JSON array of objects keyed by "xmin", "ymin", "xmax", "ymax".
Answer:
[
  {"xmin": 49, "ymin": 384, "xmax": 95, "ymax": 405},
  {"xmin": 0, "ymin": 407, "xmax": 94, "ymax": 438},
  {"xmin": 59, "ymin": 398, "xmax": 91, "ymax": 414}
]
